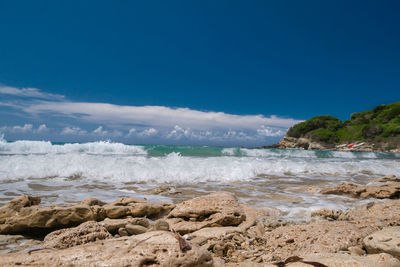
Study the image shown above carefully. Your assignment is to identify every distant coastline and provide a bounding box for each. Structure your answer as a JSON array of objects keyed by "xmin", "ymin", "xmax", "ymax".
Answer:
[{"xmin": 268, "ymin": 102, "xmax": 400, "ymax": 153}]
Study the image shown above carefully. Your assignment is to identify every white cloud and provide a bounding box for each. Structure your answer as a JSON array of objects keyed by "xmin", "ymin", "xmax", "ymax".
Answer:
[
  {"xmin": 166, "ymin": 125, "xmax": 191, "ymax": 139},
  {"xmin": 36, "ymin": 124, "xmax": 48, "ymax": 133},
  {"xmin": 0, "ymin": 124, "xmax": 50, "ymax": 134},
  {"xmin": 23, "ymin": 102, "xmax": 301, "ymax": 131},
  {"xmin": 61, "ymin": 126, "xmax": 87, "ymax": 135},
  {"xmin": 138, "ymin": 128, "xmax": 158, "ymax": 137},
  {"xmin": 126, "ymin": 128, "xmax": 136, "ymax": 137},
  {"xmin": 256, "ymin": 126, "xmax": 285, "ymax": 137},
  {"xmin": 93, "ymin": 126, "xmax": 108, "ymax": 136},
  {"xmin": 12, "ymin": 124, "xmax": 33, "ymax": 133},
  {"xmin": 0, "ymin": 85, "xmax": 64, "ymax": 100}
]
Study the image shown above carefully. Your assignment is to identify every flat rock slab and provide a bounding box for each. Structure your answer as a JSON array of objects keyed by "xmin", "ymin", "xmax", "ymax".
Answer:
[
  {"xmin": 0, "ymin": 231, "xmax": 214, "ymax": 266},
  {"xmin": 260, "ymin": 253, "xmax": 400, "ymax": 267},
  {"xmin": 167, "ymin": 191, "xmax": 246, "ymax": 234},
  {"xmin": 363, "ymin": 227, "xmax": 400, "ymax": 259},
  {"xmin": 260, "ymin": 220, "xmax": 372, "ymax": 262},
  {"xmin": 0, "ymin": 195, "xmax": 174, "ymax": 235},
  {"xmin": 320, "ymin": 181, "xmax": 400, "ymax": 199}
]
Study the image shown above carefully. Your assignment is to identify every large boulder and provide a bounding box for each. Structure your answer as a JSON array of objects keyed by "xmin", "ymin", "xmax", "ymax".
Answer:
[
  {"xmin": 0, "ymin": 204, "xmax": 106, "ymax": 234},
  {"xmin": 0, "ymin": 195, "xmax": 174, "ymax": 235},
  {"xmin": 43, "ymin": 221, "xmax": 112, "ymax": 249},
  {"xmin": 166, "ymin": 192, "xmax": 246, "ymax": 234},
  {"xmin": 0, "ymin": 231, "xmax": 214, "ymax": 266},
  {"xmin": 363, "ymin": 227, "xmax": 400, "ymax": 259}
]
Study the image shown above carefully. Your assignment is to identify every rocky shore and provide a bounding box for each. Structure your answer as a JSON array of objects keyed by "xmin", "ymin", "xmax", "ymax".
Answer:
[
  {"xmin": 271, "ymin": 135, "xmax": 400, "ymax": 153},
  {"xmin": 1, "ymin": 175, "xmax": 400, "ymax": 266}
]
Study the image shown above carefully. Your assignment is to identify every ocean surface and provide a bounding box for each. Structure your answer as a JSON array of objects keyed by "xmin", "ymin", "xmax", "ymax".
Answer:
[{"xmin": 1, "ymin": 137, "xmax": 399, "ymax": 219}]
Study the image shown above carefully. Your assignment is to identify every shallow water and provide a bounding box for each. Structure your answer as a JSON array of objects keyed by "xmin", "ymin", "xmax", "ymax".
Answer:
[{"xmin": 1, "ymin": 138, "xmax": 399, "ymax": 219}]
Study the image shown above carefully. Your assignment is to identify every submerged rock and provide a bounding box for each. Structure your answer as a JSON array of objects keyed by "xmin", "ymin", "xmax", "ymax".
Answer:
[
  {"xmin": 43, "ymin": 221, "xmax": 112, "ymax": 249},
  {"xmin": 0, "ymin": 231, "xmax": 214, "ymax": 266},
  {"xmin": 0, "ymin": 235, "xmax": 42, "ymax": 255},
  {"xmin": 167, "ymin": 191, "xmax": 246, "ymax": 234}
]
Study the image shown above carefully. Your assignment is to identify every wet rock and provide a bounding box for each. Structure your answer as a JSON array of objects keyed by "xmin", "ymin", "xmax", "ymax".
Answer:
[
  {"xmin": 0, "ymin": 203, "xmax": 106, "ymax": 234},
  {"xmin": 126, "ymin": 224, "xmax": 148, "ymax": 235},
  {"xmin": 81, "ymin": 198, "xmax": 106, "ymax": 206},
  {"xmin": 0, "ymin": 195, "xmax": 173, "ymax": 235},
  {"xmin": 145, "ymin": 185, "xmax": 182, "ymax": 195},
  {"xmin": 311, "ymin": 208, "xmax": 342, "ymax": 220},
  {"xmin": 102, "ymin": 199, "xmax": 175, "ymax": 219},
  {"xmin": 363, "ymin": 227, "xmax": 400, "ymax": 259},
  {"xmin": 99, "ymin": 217, "xmax": 149, "ymax": 234},
  {"xmin": 167, "ymin": 191, "xmax": 246, "ymax": 234},
  {"xmin": 6, "ymin": 195, "xmax": 41, "ymax": 210},
  {"xmin": 43, "ymin": 221, "xmax": 112, "ymax": 249},
  {"xmin": 320, "ymin": 182, "xmax": 361, "ymax": 197},
  {"xmin": 0, "ymin": 235, "xmax": 42, "ymax": 255},
  {"xmin": 372, "ymin": 174, "xmax": 400, "ymax": 183},
  {"xmin": 0, "ymin": 231, "xmax": 214, "ymax": 266},
  {"xmin": 320, "ymin": 182, "xmax": 400, "ymax": 199}
]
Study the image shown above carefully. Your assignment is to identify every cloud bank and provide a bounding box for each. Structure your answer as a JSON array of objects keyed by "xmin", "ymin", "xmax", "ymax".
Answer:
[{"xmin": 0, "ymin": 85, "xmax": 302, "ymax": 145}]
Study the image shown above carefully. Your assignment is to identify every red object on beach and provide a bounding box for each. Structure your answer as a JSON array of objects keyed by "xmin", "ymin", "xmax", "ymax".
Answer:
[{"xmin": 347, "ymin": 143, "xmax": 355, "ymax": 148}]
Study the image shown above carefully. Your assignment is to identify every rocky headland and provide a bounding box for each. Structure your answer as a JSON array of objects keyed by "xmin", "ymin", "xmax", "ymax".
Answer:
[
  {"xmin": 1, "ymin": 175, "xmax": 400, "ymax": 266},
  {"xmin": 271, "ymin": 102, "xmax": 400, "ymax": 152}
]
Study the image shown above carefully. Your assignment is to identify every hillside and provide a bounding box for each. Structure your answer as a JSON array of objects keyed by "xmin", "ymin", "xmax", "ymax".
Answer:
[{"xmin": 276, "ymin": 102, "xmax": 400, "ymax": 152}]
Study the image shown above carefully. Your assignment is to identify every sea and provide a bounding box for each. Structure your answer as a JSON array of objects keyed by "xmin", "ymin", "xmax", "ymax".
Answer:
[{"xmin": 1, "ymin": 136, "xmax": 399, "ymax": 220}]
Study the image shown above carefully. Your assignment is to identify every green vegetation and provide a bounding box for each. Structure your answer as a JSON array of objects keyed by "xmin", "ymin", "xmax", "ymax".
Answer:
[{"xmin": 286, "ymin": 102, "xmax": 400, "ymax": 146}]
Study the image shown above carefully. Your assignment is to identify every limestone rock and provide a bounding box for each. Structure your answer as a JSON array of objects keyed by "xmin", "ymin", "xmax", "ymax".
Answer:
[
  {"xmin": 167, "ymin": 191, "xmax": 246, "ymax": 234},
  {"xmin": 0, "ymin": 231, "xmax": 214, "ymax": 266},
  {"xmin": 0, "ymin": 235, "xmax": 42, "ymax": 255},
  {"xmin": 99, "ymin": 217, "xmax": 149, "ymax": 234},
  {"xmin": 372, "ymin": 174, "xmax": 400, "ymax": 183},
  {"xmin": 118, "ymin": 227, "xmax": 129, "ymax": 236},
  {"xmin": 260, "ymin": 220, "xmax": 372, "ymax": 262},
  {"xmin": 80, "ymin": 198, "xmax": 106, "ymax": 206},
  {"xmin": 43, "ymin": 221, "xmax": 112, "ymax": 249},
  {"xmin": 0, "ymin": 195, "xmax": 173, "ymax": 235},
  {"xmin": 262, "ymin": 253, "xmax": 400, "ymax": 267},
  {"xmin": 321, "ymin": 182, "xmax": 400, "ymax": 199},
  {"xmin": 338, "ymin": 199, "xmax": 400, "ymax": 225},
  {"xmin": 311, "ymin": 208, "xmax": 343, "ymax": 220},
  {"xmin": 0, "ymin": 203, "xmax": 106, "ymax": 234},
  {"xmin": 102, "ymin": 199, "xmax": 175, "ymax": 219},
  {"xmin": 126, "ymin": 224, "xmax": 148, "ymax": 235},
  {"xmin": 363, "ymin": 227, "xmax": 400, "ymax": 259},
  {"xmin": 320, "ymin": 183, "xmax": 361, "ymax": 197},
  {"xmin": 152, "ymin": 219, "xmax": 170, "ymax": 231}
]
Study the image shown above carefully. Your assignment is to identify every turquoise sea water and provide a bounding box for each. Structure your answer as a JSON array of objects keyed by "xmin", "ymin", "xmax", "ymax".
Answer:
[{"xmin": 1, "ymin": 138, "xmax": 399, "ymax": 219}]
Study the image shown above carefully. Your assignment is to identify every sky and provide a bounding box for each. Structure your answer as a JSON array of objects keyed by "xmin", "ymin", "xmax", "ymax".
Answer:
[{"xmin": 0, "ymin": 1, "xmax": 399, "ymax": 146}]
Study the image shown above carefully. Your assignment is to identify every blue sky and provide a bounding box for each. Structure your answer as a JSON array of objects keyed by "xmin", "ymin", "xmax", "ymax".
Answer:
[{"xmin": 0, "ymin": 1, "xmax": 399, "ymax": 146}]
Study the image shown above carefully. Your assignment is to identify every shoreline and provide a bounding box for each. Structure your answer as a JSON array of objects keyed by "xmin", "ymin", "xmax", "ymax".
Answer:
[{"xmin": 1, "ymin": 174, "xmax": 399, "ymax": 266}]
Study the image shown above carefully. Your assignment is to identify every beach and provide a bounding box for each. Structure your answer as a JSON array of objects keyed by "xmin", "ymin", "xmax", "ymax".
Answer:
[{"xmin": 1, "ymin": 139, "xmax": 400, "ymax": 266}]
